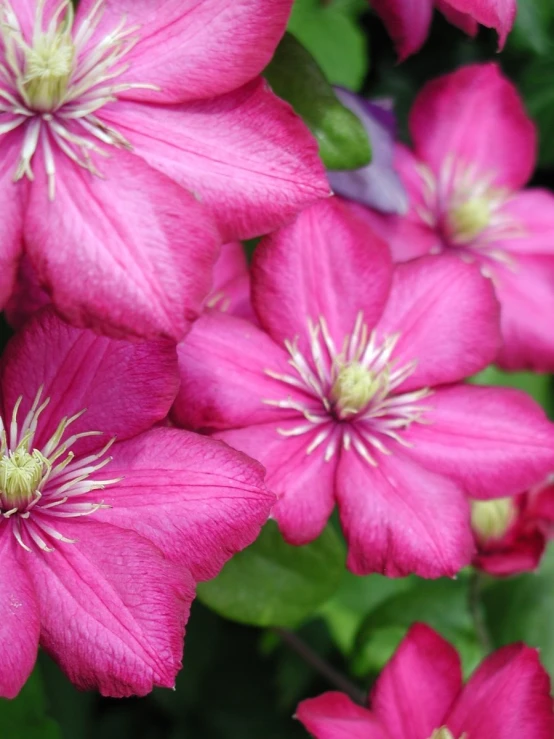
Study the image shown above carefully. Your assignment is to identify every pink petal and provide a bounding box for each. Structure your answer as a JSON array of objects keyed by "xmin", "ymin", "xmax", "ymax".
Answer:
[
  {"xmin": 207, "ymin": 241, "xmax": 253, "ymax": 320},
  {"xmin": 0, "ymin": 131, "xmax": 25, "ymax": 310},
  {"xmin": 497, "ymin": 189, "xmax": 554, "ymax": 255},
  {"xmin": 436, "ymin": 0, "xmax": 478, "ymax": 35},
  {"xmin": 474, "ymin": 533, "xmax": 545, "ymax": 576},
  {"xmin": 24, "ymin": 145, "xmax": 219, "ymax": 340},
  {"xmin": 172, "ymin": 312, "xmax": 308, "ymax": 431},
  {"xmin": 409, "ymin": 64, "xmax": 536, "ymax": 190},
  {"xmin": 372, "ymin": 624, "xmax": 462, "ymax": 739},
  {"xmin": 375, "ymin": 255, "xmax": 501, "ymax": 392},
  {"xmin": 28, "ymin": 521, "xmax": 194, "ymax": 697},
  {"xmin": 446, "ymin": 645, "xmax": 554, "ymax": 739},
  {"xmin": 370, "ymin": 0, "xmax": 433, "ymax": 60},
  {"xmin": 493, "ymin": 255, "xmax": 554, "ymax": 372},
  {"xmin": 77, "ymin": 0, "xmax": 294, "ymax": 104},
  {"xmin": 296, "ymin": 692, "xmax": 387, "ymax": 739},
  {"xmin": 336, "ymin": 448, "xmax": 474, "ymax": 577},
  {"xmin": 442, "ymin": 0, "xmax": 517, "ymax": 47},
  {"xmin": 0, "ymin": 531, "xmax": 40, "ymax": 699},
  {"xmin": 13, "ymin": 0, "xmax": 61, "ymax": 41},
  {"xmin": 218, "ymin": 421, "xmax": 339, "ymax": 545},
  {"xmin": 403, "ymin": 385, "xmax": 554, "ymax": 500},
  {"xmin": 252, "ymin": 198, "xmax": 392, "ymax": 353},
  {"xmin": 99, "ymin": 80, "xmax": 328, "ymax": 241},
  {"xmin": 0, "ymin": 307, "xmax": 179, "ymax": 454},
  {"xmin": 94, "ymin": 428, "xmax": 273, "ymax": 582},
  {"xmin": 4, "ymin": 255, "xmax": 50, "ymax": 329}
]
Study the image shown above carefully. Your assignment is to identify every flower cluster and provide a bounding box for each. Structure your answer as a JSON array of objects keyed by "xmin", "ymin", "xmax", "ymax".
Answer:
[{"xmin": 1, "ymin": 0, "xmax": 554, "ymax": 735}]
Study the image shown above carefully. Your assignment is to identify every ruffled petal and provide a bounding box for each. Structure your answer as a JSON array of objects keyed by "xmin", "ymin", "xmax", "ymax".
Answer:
[
  {"xmin": 28, "ymin": 521, "xmax": 194, "ymax": 697},
  {"xmin": 370, "ymin": 0, "xmax": 433, "ymax": 60},
  {"xmin": 94, "ymin": 428, "xmax": 273, "ymax": 581},
  {"xmin": 24, "ymin": 145, "xmax": 219, "ymax": 340},
  {"xmin": 409, "ymin": 64, "xmax": 536, "ymax": 190},
  {"xmin": 99, "ymin": 80, "xmax": 328, "ymax": 241},
  {"xmin": 76, "ymin": 0, "xmax": 294, "ymax": 103},
  {"xmin": 252, "ymin": 198, "xmax": 393, "ymax": 352},
  {"xmin": 403, "ymin": 385, "xmax": 554, "ymax": 499},
  {"xmin": 372, "ymin": 624, "xmax": 462, "ymax": 739},
  {"xmin": 441, "ymin": 0, "xmax": 517, "ymax": 48},
  {"xmin": 375, "ymin": 255, "xmax": 501, "ymax": 392},
  {"xmin": 336, "ymin": 447, "xmax": 473, "ymax": 577},
  {"xmin": 296, "ymin": 692, "xmax": 387, "ymax": 739}
]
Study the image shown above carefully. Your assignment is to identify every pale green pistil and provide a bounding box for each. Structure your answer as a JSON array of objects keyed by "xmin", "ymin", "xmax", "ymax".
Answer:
[
  {"xmin": 331, "ymin": 362, "xmax": 383, "ymax": 417},
  {"xmin": 0, "ymin": 442, "xmax": 45, "ymax": 507},
  {"xmin": 449, "ymin": 197, "xmax": 491, "ymax": 243},
  {"xmin": 471, "ymin": 497, "xmax": 515, "ymax": 541},
  {"xmin": 429, "ymin": 728, "xmax": 466, "ymax": 739}
]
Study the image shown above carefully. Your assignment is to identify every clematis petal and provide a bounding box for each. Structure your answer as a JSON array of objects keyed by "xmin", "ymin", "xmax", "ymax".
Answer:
[
  {"xmin": 27, "ymin": 521, "xmax": 194, "ymax": 697},
  {"xmin": 496, "ymin": 189, "xmax": 554, "ymax": 255},
  {"xmin": 375, "ymin": 255, "xmax": 501, "ymax": 392},
  {"xmin": 99, "ymin": 80, "xmax": 329, "ymax": 241},
  {"xmin": 207, "ymin": 241, "xmax": 253, "ymax": 320},
  {"xmin": 172, "ymin": 312, "xmax": 307, "ymax": 431},
  {"xmin": 441, "ymin": 0, "xmax": 517, "ymax": 48},
  {"xmin": 409, "ymin": 64, "xmax": 536, "ymax": 190},
  {"xmin": 446, "ymin": 644, "xmax": 554, "ymax": 739},
  {"xmin": 4, "ymin": 256, "xmax": 50, "ymax": 330},
  {"xmin": 0, "ymin": 308, "xmax": 179, "ymax": 454},
  {"xmin": 370, "ymin": 0, "xmax": 433, "ymax": 60},
  {"xmin": 252, "ymin": 198, "xmax": 393, "ymax": 353},
  {"xmin": 76, "ymin": 0, "xmax": 294, "ymax": 104},
  {"xmin": 296, "ymin": 692, "xmax": 388, "ymax": 739},
  {"xmin": 94, "ymin": 428, "xmax": 274, "ymax": 581},
  {"xmin": 403, "ymin": 385, "xmax": 554, "ymax": 499},
  {"xmin": 372, "ymin": 624, "xmax": 463, "ymax": 739},
  {"xmin": 336, "ymin": 447, "xmax": 473, "ymax": 577},
  {"xmin": 24, "ymin": 145, "xmax": 219, "ymax": 341},
  {"xmin": 436, "ymin": 0, "xmax": 478, "ymax": 35},
  {"xmin": 218, "ymin": 421, "xmax": 339, "ymax": 545},
  {"xmin": 0, "ymin": 530, "xmax": 40, "ymax": 699},
  {"xmin": 0, "ymin": 131, "xmax": 26, "ymax": 310}
]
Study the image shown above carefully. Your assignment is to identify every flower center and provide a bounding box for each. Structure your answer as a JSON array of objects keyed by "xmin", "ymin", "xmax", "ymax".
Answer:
[
  {"xmin": 0, "ymin": 438, "xmax": 46, "ymax": 508},
  {"xmin": 428, "ymin": 729, "xmax": 465, "ymax": 739},
  {"xmin": 331, "ymin": 362, "xmax": 386, "ymax": 418},
  {"xmin": 448, "ymin": 197, "xmax": 491, "ymax": 243},
  {"xmin": 470, "ymin": 497, "xmax": 515, "ymax": 541}
]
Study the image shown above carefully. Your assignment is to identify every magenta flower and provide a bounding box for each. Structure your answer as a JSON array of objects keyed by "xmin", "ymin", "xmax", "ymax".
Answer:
[
  {"xmin": 371, "ymin": 0, "xmax": 516, "ymax": 59},
  {"xmin": 0, "ymin": 0, "xmax": 328, "ymax": 340},
  {"xmin": 0, "ymin": 308, "xmax": 273, "ymax": 699},
  {"xmin": 171, "ymin": 198, "xmax": 554, "ymax": 578},
  {"xmin": 297, "ymin": 623, "xmax": 554, "ymax": 739},
  {"xmin": 353, "ymin": 63, "xmax": 554, "ymax": 371}
]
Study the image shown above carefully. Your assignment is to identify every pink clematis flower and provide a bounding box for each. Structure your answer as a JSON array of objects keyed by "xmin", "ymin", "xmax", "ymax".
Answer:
[
  {"xmin": 297, "ymin": 623, "xmax": 554, "ymax": 739},
  {"xmin": 0, "ymin": 307, "xmax": 273, "ymax": 699},
  {"xmin": 351, "ymin": 63, "xmax": 554, "ymax": 371},
  {"xmin": 471, "ymin": 479, "xmax": 554, "ymax": 575},
  {"xmin": 171, "ymin": 198, "xmax": 554, "ymax": 578},
  {"xmin": 0, "ymin": 0, "xmax": 328, "ymax": 340},
  {"xmin": 371, "ymin": 0, "xmax": 516, "ymax": 59}
]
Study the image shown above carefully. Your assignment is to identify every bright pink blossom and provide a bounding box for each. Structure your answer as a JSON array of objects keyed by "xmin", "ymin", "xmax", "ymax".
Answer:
[
  {"xmin": 471, "ymin": 479, "xmax": 554, "ymax": 575},
  {"xmin": 297, "ymin": 623, "xmax": 554, "ymax": 739},
  {"xmin": 0, "ymin": 308, "xmax": 273, "ymax": 699},
  {"xmin": 352, "ymin": 63, "xmax": 554, "ymax": 371},
  {"xmin": 371, "ymin": 0, "xmax": 516, "ymax": 59},
  {"xmin": 0, "ymin": 0, "xmax": 328, "ymax": 340},
  {"xmin": 171, "ymin": 198, "xmax": 554, "ymax": 578}
]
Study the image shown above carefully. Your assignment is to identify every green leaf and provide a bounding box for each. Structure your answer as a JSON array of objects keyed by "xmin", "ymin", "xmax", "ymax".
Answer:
[
  {"xmin": 264, "ymin": 32, "xmax": 372, "ymax": 170},
  {"xmin": 0, "ymin": 668, "xmax": 62, "ymax": 739},
  {"xmin": 518, "ymin": 57, "xmax": 554, "ymax": 167},
  {"xmin": 352, "ymin": 576, "xmax": 484, "ymax": 677},
  {"xmin": 197, "ymin": 521, "xmax": 345, "ymax": 628},
  {"xmin": 470, "ymin": 365, "xmax": 553, "ymax": 416},
  {"xmin": 508, "ymin": 0, "xmax": 554, "ymax": 56},
  {"xmin": 288, "ymin": 0, "xmax": 368, "ymax": 89}
]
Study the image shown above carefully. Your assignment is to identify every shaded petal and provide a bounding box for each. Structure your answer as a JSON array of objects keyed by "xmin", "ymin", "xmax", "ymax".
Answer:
[
  {"xmin": 4, "ymin": 255, "xmax": 50, "ymax": 329},
  {"xmin": 77, "ymin": 0, "xmax": 294, "ymax": 104},
  {"xmin": 410, "ymin": 64, "xmax": 536, "ymax": 190},
  {"xmin": 372, "ymin": 624, "xmax": 462, "ymax": 739},
  {"xmin": 25, "ymin": 145, "xmax": 219, "ymax": 341},
  {"xmin": 207, "ymin": 241, "xmax": 253, "ymax": 320},
  {"xmin": 404, "ymin": 385, "xmax": 554, "ymax": 499},
  {"xmin": 370, "ymin": 0, "xmax": 433, "ymax": 60},
  {"xmin": 0, "ymin": 131, "xmax": 26, "ymax": 309},
  {"xmin": 100, "ymin": 79, "xmax": 328, "ymax": 241},
  {"xmin": 446, "ymin": 644, "xmax": 554, "ymax": 739},
  {"xmin": 493, "ymin": 255, "xmax": 554, "ymax": 372},
  {"xmin": 436, "ymin": 0, "xmax": 478, "ymax": 35},
  {"xmin": 296, "ymin": 692, "xmax": 387, "ymax": 739},
  {"xmin": 0, "ymin": 530, "xmax": 40, "ymax": 698},
  {"xmin": 336, "ymin": 447, "xmax": 473, "ymax": 577},
  {"xmin": 376, "ymin": 255, "xmax": 501, "ymax": 392},
  {"xmin": 498, "ymin": 189, "xmax": 554, "ymax": 255},
  {"xmin": 172, "ymin": 312, "xmax": 308, "ymax": 431},
  {"xmin": 28, "ymin": 521, "xmax": 194, "ymax": 697},
  {"xmin": 218, "ymin": 421, "xmax": 339, "ymax": 545},
  {"xmin": 0, "ymin": 307, "xmax": 179, "ymax": 454},
  {"xmin": 474, "ymin": 531, "xmax": 546, "ymax": 576},
  {"xmin": 252, "ymin": 198, "xmax": 393, "ymax": 352},
  {"xmin": 442, "ymin": 0, "xmax": 517, "ymax": 47},
  {"xmin": 94, "ymin": 428, "xmax": 273, "ymax": 581}
]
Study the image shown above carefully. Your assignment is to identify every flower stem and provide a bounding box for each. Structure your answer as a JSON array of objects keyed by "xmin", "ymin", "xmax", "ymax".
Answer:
[
  {"xmin": 468, "ymin": 569, "xmax": 493, "ymax": 654},
  {"xmin": 274, "ymin": 627, "xmax": 367, "ymax": 705}
]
